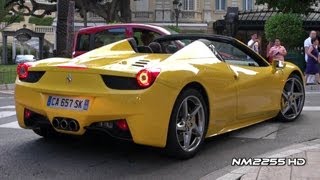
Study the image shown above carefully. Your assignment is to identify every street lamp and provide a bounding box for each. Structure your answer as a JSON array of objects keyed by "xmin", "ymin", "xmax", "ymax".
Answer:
[{"xmin": 173, "ymin": 0, "xmax": 182, "ymax": 28}]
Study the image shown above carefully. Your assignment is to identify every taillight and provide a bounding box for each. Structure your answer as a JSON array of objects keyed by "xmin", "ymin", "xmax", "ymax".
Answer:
[
  {"xmin": 136, "ymin": 68, "xmax": 161, "ymax": 88},
  {"xmin": 17, "ymin": 63, "xmax": 31, "ymax": 79},
  {"xmin": 116, "ymin": 119, "xmax": 129, "ymax": 131},
  {"xmin": 24, "ymin": 109, "xmax": 32, "ymax": 119}
]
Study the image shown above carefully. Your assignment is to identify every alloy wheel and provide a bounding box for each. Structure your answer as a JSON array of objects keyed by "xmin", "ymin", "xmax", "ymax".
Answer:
[
  {"xmin": 175, "ymin": 95, "xmax": 205, "ymax": 152},
  {"xmin": 280, "ymin": 77, "xmax": 305, "ymax": 120}
]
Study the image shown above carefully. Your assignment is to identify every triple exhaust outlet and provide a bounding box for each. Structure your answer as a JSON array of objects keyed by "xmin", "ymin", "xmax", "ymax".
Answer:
[{"xmin": 52, "ymin": 118, "xmax": 79, "ymax": 131}]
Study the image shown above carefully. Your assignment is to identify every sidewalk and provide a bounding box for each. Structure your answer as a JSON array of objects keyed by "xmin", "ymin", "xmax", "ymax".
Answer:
[
  {"xmin": 0, "ymin": 83, "xmax": 15, "ymax": 90},
  {"xmin": 201, "ymin": 139, "xmax": 320, "ymax": 180}
]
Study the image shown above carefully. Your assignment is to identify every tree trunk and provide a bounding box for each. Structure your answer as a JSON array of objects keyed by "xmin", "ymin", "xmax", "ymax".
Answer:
[
  {"xmin": 119, "ymin": 0, "xmax": 131, "ymax": 22},
  {"xmin": 56, "ymin": 0, "xmax": 68, "ymax": 57},
  {"xmin": 56, "ymin": 0, "xmax": 74, "ymax": 58}
]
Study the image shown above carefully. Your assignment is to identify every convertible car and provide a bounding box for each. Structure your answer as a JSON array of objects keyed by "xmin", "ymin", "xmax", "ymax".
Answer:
[{"xmin": 15, "ymin": 34, "xmax": 305, "ymax": 159}]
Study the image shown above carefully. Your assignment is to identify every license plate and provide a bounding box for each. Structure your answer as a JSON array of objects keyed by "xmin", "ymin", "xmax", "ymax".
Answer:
[{"xmin": 47, "ymin": 96, "xmax": 89, "ymax": 111}]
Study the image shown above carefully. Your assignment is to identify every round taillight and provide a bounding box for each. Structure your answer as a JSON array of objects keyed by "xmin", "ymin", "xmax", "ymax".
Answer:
[
  {"xmin": 136, "ymin": 68, "xmax": 161, "ymax": 88},
  {"xmin": 17, "ymin": 63, "xmax": 31, "ymax": 79}
]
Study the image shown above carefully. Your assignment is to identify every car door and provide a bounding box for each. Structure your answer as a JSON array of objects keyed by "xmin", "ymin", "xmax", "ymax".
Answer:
[{"xmin": 214, "ymin": 41, "xmax": 281, "ymax": 122}]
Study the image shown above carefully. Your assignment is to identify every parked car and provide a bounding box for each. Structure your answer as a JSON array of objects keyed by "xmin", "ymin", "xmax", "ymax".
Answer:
[
  {"xmin": 15, "ymin": 55, "xmax": 36, "ymax": 64},
  {"xmin": 15, "ymin": 34, "xmax": 305, "ymax": 159},
  {"xmin": 72, "ymin": 23, "xmax": 177, "ymax": 58}
]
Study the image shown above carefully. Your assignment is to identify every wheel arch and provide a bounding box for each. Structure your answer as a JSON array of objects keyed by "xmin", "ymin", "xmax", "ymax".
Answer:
[
  {"xmin": 290, "ymin": 70, "xmax": 304, "ymax": 82},
  {"xmin": 177, "ymin": 81, "xmax": 211, "ymax": 128}
]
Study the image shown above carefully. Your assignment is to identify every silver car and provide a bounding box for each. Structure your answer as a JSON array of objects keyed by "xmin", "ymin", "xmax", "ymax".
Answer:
[{"xmin": 15, "ymin": 55, "xmax": 36, "ymax": 64}]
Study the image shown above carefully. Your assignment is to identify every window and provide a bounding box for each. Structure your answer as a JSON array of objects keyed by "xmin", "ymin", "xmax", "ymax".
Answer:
[
  {"xmin": 211, "ymin": 41, "xmax": 260, "ymax": 67},
  {"xmin": 134, "ymin": 0, "xmax": 149, "ymax": 11},
  {"xmin": 243, "ymin": 0, "xmax": 254, "ymax": 11},
  {"xmin": 76, "ymin": 34, "xmax": 90, "ymax": 51},
  {"xmin": 133, "ymin": 28, "xmax": 161, "ymax": 46},
  {"xmin": 183, "ymin": 0, "xmax": 195, "ymax": 11},
  {"xmin": 93, "ymin": 28, "xmax": 126, "ymax": 48},
  {"xmin": 215, "ymin": 0, "xmax": 226, "ymax": 11}
]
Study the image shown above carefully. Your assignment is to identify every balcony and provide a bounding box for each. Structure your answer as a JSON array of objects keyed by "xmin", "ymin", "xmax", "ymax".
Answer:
[
  {"xmin": 179, "ymin": 11, "xmax": 203, "ymax": 22},
  {"xmin": 132, "ymin": 11, "xmax": 154, "ymax": 22},
  {"xmin": 35, "ymin": 26, "xmax": 54, "ymax": 33},
  {"xmin": 133, "ymin": 11, "xmax": 153, "ymax": 18}
]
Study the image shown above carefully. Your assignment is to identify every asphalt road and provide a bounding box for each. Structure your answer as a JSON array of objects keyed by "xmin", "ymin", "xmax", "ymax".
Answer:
[{"xmin": 0, "ymin": 90, "xmax": 320, "ymax": 180}]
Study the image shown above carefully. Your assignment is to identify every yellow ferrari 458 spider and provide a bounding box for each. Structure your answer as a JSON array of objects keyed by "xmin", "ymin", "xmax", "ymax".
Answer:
[{"xmin": 15, "ymin": 34, "xmax": 305, "ymax": 159}]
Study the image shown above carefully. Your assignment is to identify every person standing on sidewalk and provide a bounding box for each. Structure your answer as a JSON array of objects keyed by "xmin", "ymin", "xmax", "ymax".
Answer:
[
  {"xmin": 268, "ymin": 38, "xmax": 287, "ymax": 62},
  {"xmin": 304, "ymin": 31, "xmax": 317, "ymax": 84},
  {"xmin": 248, "ymin": 33, "xmax": 259, "ymax": 54},
  {"xmin": 306, "ymin": 37, "xmax": 320, "ymax": 84}
]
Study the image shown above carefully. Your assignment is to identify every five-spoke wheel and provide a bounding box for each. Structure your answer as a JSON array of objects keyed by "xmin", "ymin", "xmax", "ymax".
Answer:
[
  {"xmin": 277, "ymin": 75, "xmax": 305, "ymax": 121},
  {"xmin": 165, "ymin": 88, "xmax": 208, "ymax": 159}
]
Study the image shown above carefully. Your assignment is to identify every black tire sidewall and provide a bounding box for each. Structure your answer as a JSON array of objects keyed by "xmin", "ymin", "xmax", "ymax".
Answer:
[
  {"xmin": 277, "ymin": 74, "xmax": 305, "ymax": 122},
  {"xmin": 165, "ymin": 88, "xmax": 209, "ymax": 159}
]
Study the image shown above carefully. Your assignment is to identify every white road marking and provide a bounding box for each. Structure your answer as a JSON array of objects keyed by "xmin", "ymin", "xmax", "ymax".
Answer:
[
  {"xmin": 303, "ymin": 106, "xmax": 320, "ymax": 111},
  {"xmin": 0, "ymin": 105, "xmax": 15, "ymax": 109},
  {"xmin": 0, "ymin": 121, "xmax": 21, "ymax": 129},
  {"xmin": 306, "ymin": 92, "xmax": 320, "ymax": 95},
  {"xmin": 0, "ymin": 111, "xmax": 16, "ymax": 119},
  {"xmin": 0, "ymin": 97, "xmax": 14, "ymax": 99},
  {"xmin": 0, "ymin": 90, "xmax": 14, "ymax": 95}
]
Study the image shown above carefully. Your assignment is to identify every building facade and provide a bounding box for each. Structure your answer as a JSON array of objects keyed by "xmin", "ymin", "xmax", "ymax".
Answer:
[{"xmin": 130, "ymin": 0, "xmax": 265, "ymax": 31}]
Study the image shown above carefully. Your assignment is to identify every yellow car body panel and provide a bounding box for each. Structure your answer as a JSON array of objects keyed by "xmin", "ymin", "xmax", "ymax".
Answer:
[{"xmin": 15, "ymin": 38, "xmax": 304, "ymax": 148}]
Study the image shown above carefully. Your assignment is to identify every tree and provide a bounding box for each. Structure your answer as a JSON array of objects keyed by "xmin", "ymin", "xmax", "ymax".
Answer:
[
  {"xmin": 256, "ymin": 0, "xmax": 319, "ymax": 14},
  {"xmin": 1, "ymin": 0, "xmax": 23, "ymax": 31},
  {"xmin": 4, "ymin": 0, "xmax": 132, "ymax": 57},
  {"xmin": 5, "ymin": 0, "xmax": 132, "ymax": 23},
  {"xmin": 265, "ymin": 13, "xmax": 305, "ymax": 49}
]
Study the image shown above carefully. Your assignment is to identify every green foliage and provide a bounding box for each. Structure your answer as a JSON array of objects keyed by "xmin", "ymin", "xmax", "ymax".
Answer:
[
  {"xmin": 0, "ymin": 45, "xmax": 13, "ymax": 64},
  {"xmin": 256, "ymin": 0, "xmax": 318, "ymax": 14},
  {"xmin": 29, "ymin": 16, "xmax": 54, "ymax": 26},
  {"xmin": 1, "ymin": 14, "xmax": 24, "ymax": 23},
  {"xmin": 0, "ymin": 64, "xmax": 17, "ymax": 84},
  {"xmin": 0, "ymin": 0, "xmax": 7, "ymax": 22},
  {"xmin": 265, "ymin": 13, "xmax": 304, "ymax": 49},
  {"xmin": 166, "ymin": 25, "xmax": 180, "ymax": 33}
]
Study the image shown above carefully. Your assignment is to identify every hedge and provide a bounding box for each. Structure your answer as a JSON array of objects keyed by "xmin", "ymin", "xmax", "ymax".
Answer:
[{"xmin": 29, "ymin": 16, "xmax": 54, "ymax": 26}]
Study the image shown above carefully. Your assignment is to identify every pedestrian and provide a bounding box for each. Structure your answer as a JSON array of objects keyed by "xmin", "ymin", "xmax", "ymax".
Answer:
[
  {"xmin": 266, "ymin": 41, "xmax": 273, "ymax": 62},
  {"xmin": 306, "ymin": 37, "xmax": 320, "ymax": 84},
  {"xmin": 304, "ymin": 31, "xmax": 317, "ymax": 84},
  {"xmin": 268, "ymin": 38, "xmax": 287, "ymax": 62},
  {"xmin": 247, "ymin": 33, "xmax": 259, "ymax": 54}
]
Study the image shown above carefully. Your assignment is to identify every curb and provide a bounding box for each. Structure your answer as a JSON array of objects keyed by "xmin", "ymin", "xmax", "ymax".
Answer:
[
  {"xmin": 0, "ymin": 83, "xmax": 15, "ymax": 90},
  {"xmin": 200, "ymin": 139, "xmax": 320, "ymax": 180}
]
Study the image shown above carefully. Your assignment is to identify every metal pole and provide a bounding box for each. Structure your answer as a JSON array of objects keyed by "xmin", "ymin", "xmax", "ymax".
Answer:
[{"xmin": 175, "ymin": 9, "xmax": 178, "ymax": 28}]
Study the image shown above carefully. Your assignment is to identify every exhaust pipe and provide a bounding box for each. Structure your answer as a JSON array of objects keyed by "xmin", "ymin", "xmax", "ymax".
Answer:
[
  {"xmin": 52, "ymin": 118, "xmax": 60, "ymax": 129},
  {"xmin": 69, "ymin": 120, "xmax": 79, "ymax": 131},
  {"xmin": 60, "ymin": 119, "xmax": 68, "ymax": 130}
]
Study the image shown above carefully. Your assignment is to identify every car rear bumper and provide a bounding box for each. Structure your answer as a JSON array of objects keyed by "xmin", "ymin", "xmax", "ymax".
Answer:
[{"xmin": 14, "ymin": 82, "xmax": 178, "ymax": 148}]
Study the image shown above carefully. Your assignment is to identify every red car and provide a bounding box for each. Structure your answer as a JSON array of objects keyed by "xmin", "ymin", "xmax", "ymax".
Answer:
[{"xmin": 72, "ymin": 23, "xmax": 177, "ymax": 58}]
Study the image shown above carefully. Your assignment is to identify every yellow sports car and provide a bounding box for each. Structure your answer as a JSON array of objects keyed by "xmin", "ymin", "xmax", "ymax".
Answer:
[{"xmin": 15, "ymin": 34, "xmax": 305, "ymax": 159}]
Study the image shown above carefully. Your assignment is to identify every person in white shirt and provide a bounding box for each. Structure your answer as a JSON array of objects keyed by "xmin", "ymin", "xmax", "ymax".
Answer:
[
  {"xmin": 304, "ymin": 31, "xmax": 317, "ymax": 84},
  {"xmin": 247, "ymin": 33, "xmax": 259, "ymax": 54}
]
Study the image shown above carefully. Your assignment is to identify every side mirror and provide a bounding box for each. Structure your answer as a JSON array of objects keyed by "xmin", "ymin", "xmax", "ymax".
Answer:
[{"xmin": 272, "ymin": 59, "xmax": 286, "ymax": 70}]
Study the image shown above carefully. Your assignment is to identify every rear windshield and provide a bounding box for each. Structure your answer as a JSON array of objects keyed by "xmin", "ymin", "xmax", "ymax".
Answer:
[{"xmin": 76, "ymin": 28, "xmax": 126, "ymax": 51}]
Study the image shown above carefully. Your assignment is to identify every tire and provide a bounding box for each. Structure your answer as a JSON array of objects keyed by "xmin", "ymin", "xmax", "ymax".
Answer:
[
  {"xmin": 165, "ymin": 88, "xmax": 209, "ymax": 159},
  {"xmin": 276, "ymin": 74, "xmax": 305, "ymax": 122}
]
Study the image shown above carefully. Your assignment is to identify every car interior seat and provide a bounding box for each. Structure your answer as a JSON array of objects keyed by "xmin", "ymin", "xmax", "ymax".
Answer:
[
  {"xmin": 127, "ymin": 38, "xmax": 138, "ymax": 52},
  {"xmin": 148, "ymin": 42, "xmax": 162, "ymax": 53},
  {"xmin": 137, "ymin": 46, "xmax": 153, "ymax": 53}
]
